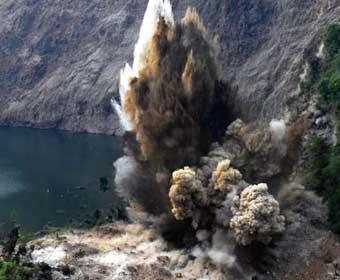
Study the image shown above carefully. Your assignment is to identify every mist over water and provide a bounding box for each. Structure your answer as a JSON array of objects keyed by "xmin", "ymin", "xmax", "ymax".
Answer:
[
  {"xmin": 0, "ymin": 168, "xmax": 25, "ymax": 198},
  {"xmin": 0, "ymin": 127, "xmax": 123, "ymax": 234}
]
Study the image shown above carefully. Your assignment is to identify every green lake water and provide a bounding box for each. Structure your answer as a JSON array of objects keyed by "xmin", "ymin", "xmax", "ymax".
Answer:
[{"xmin": 0, "ymin": 127, "xmax": 123, "ymax": 235}]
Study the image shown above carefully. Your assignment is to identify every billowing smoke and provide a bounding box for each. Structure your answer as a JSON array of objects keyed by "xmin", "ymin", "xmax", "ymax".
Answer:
[
  {"xmin": 270, "ymin": 119, "xmax": 286, "ymax": 144},
  {"xmin": 168, "ymin": 124, "xmax": 287, "ymax": 247},
  {"xmin": 112, "ymin": 0, "xmax": 233, "ymax": 219},
  {"xmin": 113, "ymin": 156, "xmax": 169, "ymax": 215},
  {"xmin": 113, "ymin": 0, "xmax": 232, "ymax": 171},
  {"xmin": 169, "ymin": 167, "xmax": 208, "ymax": 221},
  {"xmin": 230, "ymin": 183, "xmax": 285, "ymax": 246},
  {"xmin": 212, "ymin": 159, "xmax": 243, "ymax": 192},
  {"xmin": 192, "ymin": 229, "xmax": 236, "ymax": 268},
  {"xmin": 112, "ymin": 0, "xmax": 290, "ymax": 270}
]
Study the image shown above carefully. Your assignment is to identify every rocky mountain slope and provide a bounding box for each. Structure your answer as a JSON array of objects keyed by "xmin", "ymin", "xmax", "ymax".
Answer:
[{"xmin": 0, "ymin": 0, "xmax": 340, "ymax": 133}]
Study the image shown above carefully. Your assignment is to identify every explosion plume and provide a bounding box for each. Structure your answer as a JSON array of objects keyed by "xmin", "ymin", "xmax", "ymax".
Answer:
[
  {"xmin": 113, "ymin": 0, "xmax": 232, "ymax": 171},
  {"xmin": 230, "ymin": 183, "xmax": 285, "ymax": 246},
  {"xmin": 112, "ymin": 0, "xmax": 288, "ymax": 269},
  {"xmin": 168, "ymin": 123, "xmax": 287, "ymax": 247},
  {"xmin": 169, "ymin": 167, "xmax": 208, "ymax": 221}
]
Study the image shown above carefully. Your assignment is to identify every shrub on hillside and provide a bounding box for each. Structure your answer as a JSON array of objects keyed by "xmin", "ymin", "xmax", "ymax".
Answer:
[
  {"xmin": 318, "ymin": 70, "xmax": 340, "ymax": 108},
  {"xmin": 324, "ymin": 23, "xmax": 340, "ymax": 60},
  {"xmin": 306, "ymin": 137, "xmax": 340, "ymax": 234}
]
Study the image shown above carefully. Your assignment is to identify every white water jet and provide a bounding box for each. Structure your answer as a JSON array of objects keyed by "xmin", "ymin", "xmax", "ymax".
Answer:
[
  {"xmin": 112, "ymin": 0, "xmax": 174, "ymax": 132},
  {"xmin": 119, "ymin": 63, "xmax": 133, "ymax": 104},
  {"xmin": 132, "ymin": 0, "xmax": 174, "ymax": 75},
  {"xmin": 111, "ymin": 99, "xmax": 133, "ymax": 132}
]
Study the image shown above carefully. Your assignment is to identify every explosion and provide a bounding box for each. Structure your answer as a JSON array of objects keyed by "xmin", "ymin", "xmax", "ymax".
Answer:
[
  {"xmin": 230, "ymin": 183, "xmax": 285, "ymax": 246},
  {"xmin": 112, "ymin": 0, "xmax": 288, "ymax": 270},
  {"xmin": 168, "ymin": 122, "xmax": 287, "ymax": 247},
  {"xmin": 169, "ymin": 167, "xmax": 208, "ymax": 221},
  {"xmin": 113, "ymin": 0, "xmax": 231, "ymax": 171},
  {"xmin": 212, "ymin": 159, "xmax": 242, "ymax": 192}
]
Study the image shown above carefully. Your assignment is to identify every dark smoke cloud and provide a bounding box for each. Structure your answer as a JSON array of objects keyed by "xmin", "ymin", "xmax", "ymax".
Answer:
[
  {"xmin": 121, "ymin": 9, "xmax": 232, "ymax": 171},
  {"xmin": 113, "ymin": 3, "xmax": 234, "ymax": 219}
]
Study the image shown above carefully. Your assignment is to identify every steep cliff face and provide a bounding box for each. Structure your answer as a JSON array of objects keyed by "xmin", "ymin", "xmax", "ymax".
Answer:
[
  {"xmin": 0, "ymin": 0, "xmax": 339, "ymax": 133},
  {"xmin": 186, "ymin": 0, "xmax": 340, "ymax": 120},
  {"xmin": 0, "ymin": 0, "xmax": 145, "ymax": 134}
]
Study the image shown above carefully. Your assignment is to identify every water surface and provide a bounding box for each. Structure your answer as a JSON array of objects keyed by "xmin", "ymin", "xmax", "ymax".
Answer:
[{"xmin": 0, "ymin": 127, "xmax": 123, "ymax": 234}]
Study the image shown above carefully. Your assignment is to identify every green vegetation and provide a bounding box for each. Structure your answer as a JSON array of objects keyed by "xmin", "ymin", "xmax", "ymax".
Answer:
[
  {"xmin": 306, "ymin": 138, "xmax": 340, "ymax": 233},
  {"xmin": 318, "ymin": 55, "xmax": 340, "ymax": 108},
  {"xmin": 317, "ymin": 24, "xmax": 340, "ymax": 109},
  {"xmin": 0, "ymin": 262, "xmax": 38, "ymax": 280},
  {"xmin": 0, "ymin": 226, "xmax": 53, "ymax": 280},
  {"xmin": 17, "ymin": 233, "xmax": 35, "ymax": 245},
  {"xmin": 300, "ymin": 23, "xmax": 340, "ymax": 109},
  {"xmin": 304, "ymin": 23, "xmax": 340, "ymax": 234},
  {"xmin": 301, "ymin": 54, "xmax": 321, "ymax": 93},
  {"xmin": 305, "ymin": 137, "xmax": 330, "ymax": 195},
  {"xmin": 324, "ymin": 23, "xmax": 340, "ymax": 60}
]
